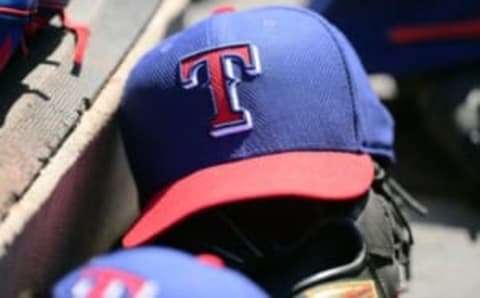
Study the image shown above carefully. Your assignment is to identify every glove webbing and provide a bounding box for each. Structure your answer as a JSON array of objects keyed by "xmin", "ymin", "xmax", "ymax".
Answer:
[{"xmin": 371, "ymin": 164, "xmax": 427, "ymax": 282}]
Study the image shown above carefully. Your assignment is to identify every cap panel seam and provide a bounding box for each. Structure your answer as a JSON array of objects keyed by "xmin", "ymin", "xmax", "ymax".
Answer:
[
  {"xmin": 317, "ymin": 22, "xmax": 360, "ymax": 146},
  {"xmin": 206, "ymin": 12, "xmax": 214, "ymax": 47},
  {"xmin": 271, "ymin": 6, "xmax": 360, "ymax": 145}
]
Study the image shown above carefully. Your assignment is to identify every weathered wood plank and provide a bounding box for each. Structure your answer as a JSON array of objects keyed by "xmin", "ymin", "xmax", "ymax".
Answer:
[{"xmin": 0, "ymin": 0, "xmax": 163, "ymax": 216}]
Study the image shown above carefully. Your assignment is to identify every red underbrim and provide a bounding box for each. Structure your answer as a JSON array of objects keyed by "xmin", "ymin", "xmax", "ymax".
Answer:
[{"xmin": 123, "ymin": 151, "xmax": 374, "ymax": 247}]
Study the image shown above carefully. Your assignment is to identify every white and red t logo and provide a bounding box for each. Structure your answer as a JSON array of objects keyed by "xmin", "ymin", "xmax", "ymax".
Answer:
[
  {"xmin": 180, "ymin": 44, "xmax": 261, "ymax": 137},
  {"xmin": 71, "ymin": 268, "xmax": 159, "ymax": 298}
]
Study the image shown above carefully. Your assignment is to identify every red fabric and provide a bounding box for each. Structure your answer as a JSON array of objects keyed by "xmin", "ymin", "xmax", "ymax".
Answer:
[
  {"xmin": 390, "ymin": 19, "xmax": 480, "ymax": 44},
  {"xmin": 196, "ymin": 254, "xmax": 225, "ymax": 268},
  {"xmin": 212, "ymin": 5, "xmax": 236, "ymax": 15},
  {"xmin": 22, "ymin": 7, "xmax": 90, "ymax": 66},
  {"xmin": 0, "ymin": 33, "xmax": 13, "ymax": 72},
  {"xmin": 60, "ymin": 11, "xmax": 90, "ymax": 66},
  {"xmin": 24, "ymin": 16, "xmax": 50, "ymax": 35},
  {"xmin": 123, "ymin": 152, "xmax": 374, "ymax": 247},
  {"xmin": 0, "ymin": 6, "xmax": 32, "ymax": 17}
]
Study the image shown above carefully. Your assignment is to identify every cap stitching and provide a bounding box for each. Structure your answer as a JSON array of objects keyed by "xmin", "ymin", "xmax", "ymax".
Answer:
[
  {"xmin": 266, "ymin": 6, "xmax": 360, "ymax": 145},
  {"xmin": 315, "ymin": 22, "xmax": 360, "ymax": 145},
  {"xmin": 206, "ymin": 11, "xmax": 214, "ymax": 47},
  {"xmin": 273, "ymin": 7, "xmax": 394, "ymax": 157}
]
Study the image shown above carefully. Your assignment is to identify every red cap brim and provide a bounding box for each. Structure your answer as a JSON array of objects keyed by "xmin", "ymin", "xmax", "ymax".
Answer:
[{"xmin": 123, "ymin": 151, "xmax": 374, "ymax": 247}]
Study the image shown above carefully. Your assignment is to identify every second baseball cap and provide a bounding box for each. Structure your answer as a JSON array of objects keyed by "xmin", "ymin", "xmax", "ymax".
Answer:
[
  {"xmin": 310, "ymin": 0, "xmax": 480, "ymax": 75},
  {"xmin": 120, "ymin": 6, "xmax": 394, "ymax": 247},
  {"xmin": 53, "ymin": 247, "xmax": 267, "ymax": 298}
]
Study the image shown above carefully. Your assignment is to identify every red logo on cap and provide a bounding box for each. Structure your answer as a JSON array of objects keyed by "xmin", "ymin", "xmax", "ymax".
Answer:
[
  {"xmin": 180, "ymin": 44, "xmax": 261, "ymax": 137},
  {"xmin": 71, "ymin": 268, "xmax": 158, "ymax": 298}
]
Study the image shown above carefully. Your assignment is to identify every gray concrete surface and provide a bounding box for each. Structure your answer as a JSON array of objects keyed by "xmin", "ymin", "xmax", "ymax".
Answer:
[
  {"xmin": 183, "ymin": 1, "xmax": 480, "ymax": 297},
  {"xmin": 405, "ymin": 198, "xmax": 480, "ymax": 297},
  {"xmin": 393, "ymin": 102, "xmax": 480, "ymax": 298}
]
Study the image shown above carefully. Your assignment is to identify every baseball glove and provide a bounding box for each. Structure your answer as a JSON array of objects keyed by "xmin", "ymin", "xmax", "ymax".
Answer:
[{"xmin": 154, "ymin": 164, "xmax": 425, "ymax": 298}]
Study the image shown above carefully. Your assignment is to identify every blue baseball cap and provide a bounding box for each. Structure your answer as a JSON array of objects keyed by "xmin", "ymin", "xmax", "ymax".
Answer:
[
  {"xmin": 53, "ymin": 247, "xmax": 268, "ymax": 298},
  {"xmin": 0, "ymin": 0, "xmax": 36, "ymax": 71},
  {"xmin": 120, "ymin": 6, "xmax": 394, "ymax": 247},
  {"xmin": 0, "ymin": 0, "xmax": 35, "ymax": 14},
  {"xmin": 310, "ymin": 0, "xmax": 480, "ymax": 75}
]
